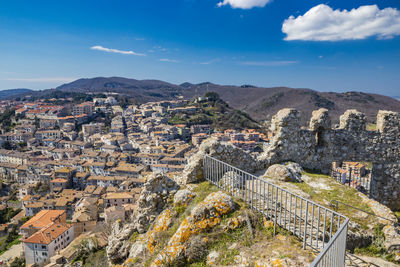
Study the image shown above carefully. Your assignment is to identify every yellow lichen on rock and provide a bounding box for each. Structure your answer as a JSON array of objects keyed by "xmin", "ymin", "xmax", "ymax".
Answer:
[
  {"xmin": 150, "ymin": 191, "xmax": 235, "ymax": 266},
  {"xmin": 270, "ymin": 258, "xmax": 284, "ymax": 267},
  {"xmin": 141, "ymin": 209, "xmax": 172, "ymax": 253},
  {"xmin": 264, "ymin": 217, "xmax": 274, "ymax": 229}
]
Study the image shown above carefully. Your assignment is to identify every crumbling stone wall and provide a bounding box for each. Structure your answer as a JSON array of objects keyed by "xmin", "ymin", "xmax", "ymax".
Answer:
[
  {"xmin": 178, "ymin": 138, "xmax": 262, "ymax": 185},
  {"xmin": 259, "ymin": 108, "xmax": 400, "ymax": 209}
]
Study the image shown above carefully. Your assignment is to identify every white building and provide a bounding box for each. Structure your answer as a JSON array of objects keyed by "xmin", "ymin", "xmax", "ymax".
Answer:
[{"xmin": 24, "ymin": 222, "xmax": 74, "ymax": 265}]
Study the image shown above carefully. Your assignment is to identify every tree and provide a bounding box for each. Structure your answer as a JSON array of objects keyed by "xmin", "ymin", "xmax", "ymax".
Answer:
[
  {"xmin": 9, "ymin": 257, "xmax": 25, "ymax": 267},
  {"xmin": 205, "ymin": 91, "xmax": 220, "ymax": 101},
  {"xmin": 1, "ymin": 141, "xmax": 12, "ymax": 150},
  {"xmin": 34, "ymin": 116, "xmax": 40, "ymax": 128}
]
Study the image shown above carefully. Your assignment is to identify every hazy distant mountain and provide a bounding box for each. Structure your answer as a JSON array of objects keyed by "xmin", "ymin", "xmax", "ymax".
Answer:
[
  {"xmin": 0, "ymin": 88, "xmax": 32, "ymax": 99},
  {"xmin": 56, "ymin": 77, "xmax": 181, "ymax": 102},
  {"xmin": 23, "ymin": 77, "xmax": 400, "ymax": 124}
]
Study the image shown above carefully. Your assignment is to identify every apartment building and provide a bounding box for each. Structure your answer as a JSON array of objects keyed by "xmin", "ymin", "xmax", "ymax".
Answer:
[
  {"xmin": 72, "ymin": 102, "xmax": 93, "ymax": 117},
  {"xmin": 24, "ymin": 222, "xmax": 74, "ymax": 265}
]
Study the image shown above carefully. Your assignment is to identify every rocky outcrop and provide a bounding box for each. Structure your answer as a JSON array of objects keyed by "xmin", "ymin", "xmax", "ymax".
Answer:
[
  {"xmin": 133, "ymin": 173, "xmax": 179, "ymax": 233},
  {"xmin": 107, "ymin": 219, "xmax": 136, "ymax": 263},
  {"xmin": 128, "ymin": 209, "xmax": 173, "ymax": 260},
  {"xmin": 358, "ymin": 193, "xmax": 400, "ymax": 251},
  {"xmin": 178, "ymin": 138, "xmax": 264, "ymax": 185},
  {"xmin": 107, "ymin": 173, "xmax": 178, "ymax": 264},
  {"xmin": 150, "ymin": 191, "xmax": 236, "ymax": 266},
  {"xmin": 263, "ymin": 163, "xmax": 303, "ymax": 182},
  {"xmin": 173, "ymin": 189, "xmax": 196, "ymax": 206},
  {"xmin": 346, "ymin": 221, "xmax": 373, "ymax": 251}
]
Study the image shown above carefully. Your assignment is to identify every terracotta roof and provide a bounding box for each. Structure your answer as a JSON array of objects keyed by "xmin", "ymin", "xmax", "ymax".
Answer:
[
  {"xmin": 24, "ymin": 222, "xmax": 71, "ymax": 245},
  {"xmin": 21, "ymin": 210, "xmax": 65, "ymax": 229},
  {"xmin": 51, "ymin": 178, "xmax": 68, "ymax": 183},
  {"xmin": 104, "ymin": 192, "xmax": 134, "ymax": 199}
]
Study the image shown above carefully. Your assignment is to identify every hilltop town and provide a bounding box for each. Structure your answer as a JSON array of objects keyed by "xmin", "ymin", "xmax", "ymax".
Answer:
[
  {"xmin": 0, "ymin": 92, "xmax": 269, "ymax": 266},
  {"xmin": 0, "ymin": 90, "xmax": 399, "ymax": 267}
]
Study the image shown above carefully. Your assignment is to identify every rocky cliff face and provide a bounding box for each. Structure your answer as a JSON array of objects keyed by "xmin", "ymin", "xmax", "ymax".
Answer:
[{"xmin": 107, "ymin": 173, "xmax": 179, "ymax": 263}]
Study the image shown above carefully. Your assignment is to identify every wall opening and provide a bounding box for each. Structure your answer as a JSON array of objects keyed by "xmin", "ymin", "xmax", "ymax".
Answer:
[{"xmin": 331, "ymin": 161, "xmax": 372, "ymax": 195}]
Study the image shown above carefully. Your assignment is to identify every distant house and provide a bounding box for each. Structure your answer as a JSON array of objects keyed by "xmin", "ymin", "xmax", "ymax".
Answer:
[{"xmin": 103, "ymin": 192, "xmax": 135, "ymax": 208}]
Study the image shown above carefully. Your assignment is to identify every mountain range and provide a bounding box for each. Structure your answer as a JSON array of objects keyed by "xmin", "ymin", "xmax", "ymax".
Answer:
[
  {"xmin": 0, "ymin": 88, "xmax": 32, "ymax": 100},
  {"xmin": 7, "ymin": 77, "xmax": 400, "ymax": 124}
]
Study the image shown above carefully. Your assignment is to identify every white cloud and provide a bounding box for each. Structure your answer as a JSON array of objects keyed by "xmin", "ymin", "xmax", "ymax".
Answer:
[
  {"xmin": 159, "ymin": 58, "xmax": 179, "ymax": 63},
  {"xmin": 90, "ymin": 45, "xmax": 146, "ymax": 56},
  {"xmin": 282, "ymin": 4, "xmax": 400, "ymax": 41},
  {"xmin": 217, "ymin": 0, "xmax": 270, "ymax": 9},
  {"xmin": 3, "ymin": 77, "xmax": 77, "ymax": 83},
  {"xmin": 241, "ymin": 60, "xmax": 298, "ymax": 66}
]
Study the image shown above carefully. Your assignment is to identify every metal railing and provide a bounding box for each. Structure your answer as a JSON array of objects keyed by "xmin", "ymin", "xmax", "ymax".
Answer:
[{"xmin": 203, "ymin": 155, "xmax": 349, "ymax": 267}]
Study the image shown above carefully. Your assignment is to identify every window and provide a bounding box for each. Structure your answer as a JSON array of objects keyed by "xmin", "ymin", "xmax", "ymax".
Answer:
[
  {"xmin": 42, "ymin": 245, "xmax": 46, "ymax": 249},
  {"xmin": 42, "ymin": 252, "xmax": 47, "ymax": 256}
]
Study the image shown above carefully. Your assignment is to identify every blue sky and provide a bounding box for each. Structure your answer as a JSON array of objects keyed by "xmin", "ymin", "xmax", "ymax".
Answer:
[{"xmin": 0, "ymin": 0, "xmax": 400, "ymax": 96}]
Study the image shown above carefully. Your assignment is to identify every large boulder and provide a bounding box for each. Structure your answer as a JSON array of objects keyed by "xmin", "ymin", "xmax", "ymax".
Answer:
[
  {"xmin": 174, "ymin": 189, "xmax": 196, "ymax": 206},
  {"xmin": 263, "ymin": 163, "xmax": 303, "ymax": 182},
  {"xmin": 150, "ymin": 191, "xmax": 236, "ymax": 266}
]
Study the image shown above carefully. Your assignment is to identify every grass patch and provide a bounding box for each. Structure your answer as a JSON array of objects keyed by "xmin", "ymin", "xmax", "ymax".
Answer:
[
  {"xmin": 129, "ymin": 231, "xmax": 139, "ymax": 242},
  {"xmin": 293, "ymin": 171, "xmax": 375, "ymax": 227},
  {"xmin": 366, "ymin": 123, "xmax": 377, "ymax": 131}
]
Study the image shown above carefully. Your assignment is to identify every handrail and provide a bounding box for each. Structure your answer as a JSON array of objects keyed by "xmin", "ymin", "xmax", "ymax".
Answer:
[
  {"xmin": 310, "ymin": 217, "xmax": 349, "ymax": 266},
  {"xmin": 208, "ymin": 156, "xmax": 345, "ymax": 216},
  {"xmin": 330, "ymin": 199, "xmax": 398, "ymax": 224},
  {"xmin": 202, "ymin": 155, "xmax": 349, "ymax": 267}
]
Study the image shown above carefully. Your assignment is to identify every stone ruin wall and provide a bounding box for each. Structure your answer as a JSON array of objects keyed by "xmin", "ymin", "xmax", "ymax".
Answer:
[{"xmin": 259, "ymin": 108, "xmax": 400, "ymax": 209}]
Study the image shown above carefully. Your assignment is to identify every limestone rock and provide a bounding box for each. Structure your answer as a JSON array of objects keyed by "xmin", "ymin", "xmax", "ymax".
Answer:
[
  {"xmin": 223, "ymin": 215, "xmax": 246, "ymax": 231},
  {"xmin": 129, "ymin": 209, "xmax": 173, "ymax": 259},
  {"xmin": 151, "ymin": 191, "xmax": 236, "ymax": 266},
  {"xmin": 263, "ymin": 163, "xmax": 302, "ymax": 182},
  {"xmin": 173, "ymin": 189, "xmax": 195, "ymax": 206},
  {"xmin": 106, "ymin": 220, "xmax": 135, "ymax": 263},
  {"xmin": 207, "ymin": 250, "xmax": 220, "ymax": 266},
  {"xmin": 133, "ymin": 173, "xmax": 179, "ymax": 233},
  {"xmin": 107, "ymin": 173, "xmax": 178, "ymax": 264}
]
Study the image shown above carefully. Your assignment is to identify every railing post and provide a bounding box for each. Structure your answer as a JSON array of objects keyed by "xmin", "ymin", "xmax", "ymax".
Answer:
[{"xmin": 303, "ymin": 201, "xmax": 309, "ymax": 249}]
